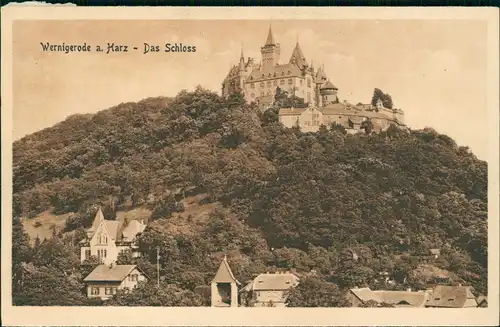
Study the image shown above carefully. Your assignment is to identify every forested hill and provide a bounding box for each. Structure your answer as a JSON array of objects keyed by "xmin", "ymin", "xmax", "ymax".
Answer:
[{"xmin": 12, "ymin": 87, "xmax": 488, "ymax": 305}]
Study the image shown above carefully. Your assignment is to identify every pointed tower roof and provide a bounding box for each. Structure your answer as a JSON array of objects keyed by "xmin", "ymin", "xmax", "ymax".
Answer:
[
  {"xmin": 289, "ymin": 42, "xmax": 307, "ymax": 69},
  {"xmin": 212, "ymin": 255, "xmax": 240, "ymax": 285},
  {"xmin": 91, "ymin": 207, "xmax": 105, "ymax": 230},
  {"xmin": 86, "ymin": 207, "xmax": 105, "ymax": 238},
  {"xmin": 265, "ymin": 25, "xmax": 275, "ymax": 46}
]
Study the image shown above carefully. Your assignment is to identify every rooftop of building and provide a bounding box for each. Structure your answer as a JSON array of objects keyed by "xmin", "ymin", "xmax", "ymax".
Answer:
[
  {"xmin": 425, "ymin": 285, "xmax": 477, "ymax": 308},
  {"xmin": 349, "ymin": 287, "xmax": 431, "ymax": 307},
  {"xmin": 80, "ymin": 208, "xmax": 146, "ymax": 244},
  {"xmin": 241, "ymin": 272, "xmax": 300, "ymax": 292},
  {"xmin": 83, "ymin": 264, "xmax": 143, "ymax": 282}
]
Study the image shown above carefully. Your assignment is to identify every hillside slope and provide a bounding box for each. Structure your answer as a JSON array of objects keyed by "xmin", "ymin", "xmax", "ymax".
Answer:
[{"xmin": 12, "ymin": 87, "xmax": 488, "ymax": 305}]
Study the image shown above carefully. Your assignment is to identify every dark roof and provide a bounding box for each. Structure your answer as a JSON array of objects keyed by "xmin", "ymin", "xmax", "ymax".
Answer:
[
  {"xmin": 83, "ymin": 264, "xmax": 141, "ymax": 282},
  {"xmin": 425, "ymin": 285, "xmax": 477, "ymax": 308}
]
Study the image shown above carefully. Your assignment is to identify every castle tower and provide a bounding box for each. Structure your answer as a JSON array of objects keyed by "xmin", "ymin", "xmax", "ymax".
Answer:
[
  {"xmin": 320, "ymin": 80, "xmax": 339, "ymax": 106},
  {"xmin": 261, "ymin": 25, "xmax": 281, "ymax": 71},
  {"xmin": 211, "ymin": 255, "xmax": 240, "ymax": 307}
]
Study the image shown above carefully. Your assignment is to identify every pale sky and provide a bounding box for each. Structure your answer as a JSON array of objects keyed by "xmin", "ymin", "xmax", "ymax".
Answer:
[{"xmin": 13, "ymin": 19, "xmax": 488, "ymax": 159}]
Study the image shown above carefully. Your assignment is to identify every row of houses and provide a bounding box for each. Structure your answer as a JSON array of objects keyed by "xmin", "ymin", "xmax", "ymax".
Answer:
[{"xmin": 80, "ymin": 209, "xmax": 488, "ymax": 308}]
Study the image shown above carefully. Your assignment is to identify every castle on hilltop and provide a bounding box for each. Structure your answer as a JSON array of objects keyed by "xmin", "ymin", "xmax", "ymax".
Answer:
[
  {"xmin": 222, "ymin": 26, "xmax": 406, "ymax": 134},
  {"xmin": 222, "ymin": 25, "xmax": 329, "ymax": 108}
]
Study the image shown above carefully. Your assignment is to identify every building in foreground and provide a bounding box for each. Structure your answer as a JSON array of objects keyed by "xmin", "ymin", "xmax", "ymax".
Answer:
[
  {"xmin": 83, "ymin": 263, "xmax": 148, "ymax": 300},
  {"xmin": 347, "ymin": 287, "xmax": 431, "ymax": 308},
  {"xmin": 425, "ymin": 285, "xmax": 478, "ymax": 308},
  {"xmin": 211, "ymin": 255, "xmax": 240, "ymax": 307},
  {"xmin": 240, "ymin": 272, "xmax": 300, "ymax": 307},
  {"xmin": 79, "ymin": 208, "xmax": 146, "ymax": 264},
  {"xmin": 347, "ymin": 285, "xmax": 479, "ymax": 308}
]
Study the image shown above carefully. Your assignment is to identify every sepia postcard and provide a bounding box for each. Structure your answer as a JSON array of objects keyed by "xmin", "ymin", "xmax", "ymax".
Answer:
[{"xmin": 1, "ymin": 5, "xmax": 499, "ymax": 327}]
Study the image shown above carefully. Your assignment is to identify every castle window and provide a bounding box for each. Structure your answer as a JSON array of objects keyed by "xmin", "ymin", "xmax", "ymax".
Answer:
[
  {"xmin": 129, "ymin": 274, "xmax": 139, "ymax": 282},
  {"xmin": 268, "ymin": 73, "xmax": 272, "ymax": 77},
  {"xmin": 288, "ymin": 79, "xmax": 293, "ymax": 85},
  {"xmin": 273, "ymin": 80, "xmax": 278, "ymax": 86},
  {"xmin": 307, "ymin": 79, "xmax": 311, "ymax": 88},
  {"xmin": 85, "ymin": 249, "xmax": 91, "ymax": 260},
  {"xmin": 280, "ymin": 79, "xmax": 285, "ymax": 85},
  {"xmin": 91, "ymin": 287, "xmax": 100, "ymax": 295},
  {"xmin": 260, "ymin": 91, "xmax": 264, "ymax": 97},
  {"xmin": 267, "ymin": 81, "xmax": 272, "ymax": 87},
  {"xmin": 281, "ymin": 72, "xmax": 285, "ymax": 76},
  {"xmin": 260, "ymin": 82, "xmax": 264, "ymax": 88},
  {"xmin": 251, "ymin": 83, "xmax": 255, "ymax": 89}
]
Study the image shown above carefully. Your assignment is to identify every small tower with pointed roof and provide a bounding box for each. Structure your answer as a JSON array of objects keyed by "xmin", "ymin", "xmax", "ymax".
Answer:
[
  {"xmin": 211, "ymin": 255, "xmax": 240, "ymax": 307},
  {"xmin": 260, "ymin": 25, "xmax": 281, "ymax": 72},
  {"xmin": 320, "ymin": 80, "xmax": 339, "ymax": 106}
]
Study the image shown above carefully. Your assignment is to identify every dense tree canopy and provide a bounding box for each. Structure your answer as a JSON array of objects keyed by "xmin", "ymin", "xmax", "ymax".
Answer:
[{"xmin": 12, "ymin": 86, "xmax": 488, "ymax": 305}]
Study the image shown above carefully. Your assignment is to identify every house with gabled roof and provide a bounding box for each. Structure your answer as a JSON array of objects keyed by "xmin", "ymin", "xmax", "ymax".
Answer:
[
  {"xmin": 347, "ymin": 287, "xmax": 431, "ymax": 308},
  {"xmin": 79, "ymin": 208, "xmax": 146, "ymax": 264},
  {"xmin": 425, "ymin": 285, "xmax": 478, "ymax": 308},
  {"xmin": 240, "ymin": 271, "xmax": 300, "ymax": 307},
  {"xmin": 211, "ymin": 255, "xmax": 240, "ymax": 307},
  {"xmin": 83, "ymin": 263, "xmax": 148, "ymax": 300}
]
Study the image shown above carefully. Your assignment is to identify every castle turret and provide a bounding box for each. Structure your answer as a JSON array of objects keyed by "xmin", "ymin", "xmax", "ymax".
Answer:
[{"xmin": 320, "ymin": 80, "xmax": 339, "ymax": 106}]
